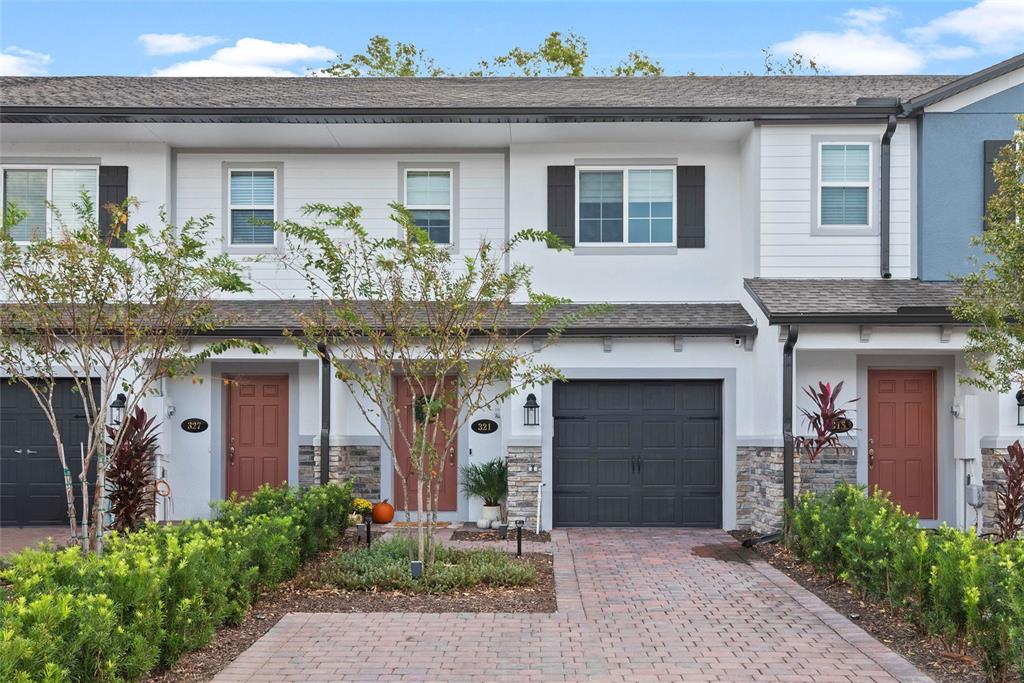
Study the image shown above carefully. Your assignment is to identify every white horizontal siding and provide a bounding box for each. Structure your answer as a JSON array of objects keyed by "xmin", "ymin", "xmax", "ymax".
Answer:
[
  {"xmin": 758, "ymin": 122, "xmax": 915, "ymax": 278},
  {"xmin": 175, "ymin": 152, "xmax": 506, "ymax": 298}
]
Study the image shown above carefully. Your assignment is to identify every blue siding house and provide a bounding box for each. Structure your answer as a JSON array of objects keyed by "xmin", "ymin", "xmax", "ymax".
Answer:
[{"xmin": 910, "ymin": 55, "xmax": 1023, "ymax": 281}]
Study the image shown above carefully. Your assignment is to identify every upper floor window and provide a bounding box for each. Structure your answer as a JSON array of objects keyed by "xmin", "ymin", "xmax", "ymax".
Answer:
[
  {"xmin": 578, "ymin": 167, "xmax": 675, "ymax": 245},
  {"xmin": 818, "ymin": 143, "xmax": 870, "ymax": 228},
  {"xmin": 404, "ymin": 169, "xmax": 451, "ymax": 245},
  {"xmin": 229, "ymin": 169, "xmax": 276, "ymax": 246},
  {"xmin": 2, "ymin": 166, "xmax": 98, "ymax": 242}
]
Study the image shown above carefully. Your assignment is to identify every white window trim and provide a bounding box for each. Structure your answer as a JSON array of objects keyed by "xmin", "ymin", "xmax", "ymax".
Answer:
[
  {"xmin": 403, "ymin": 168, "xmax": 453, "ymax": 245},
  {"xmin": 1, "ymin": 164, "xmax": 99, "ymax": 243},
  {"xmin": 816, "ymin": 142, "xmax": 872, "ymax": 230},
  {"xmin": 574, "ymin": 165, "xmax": 677, "ymax": 246},
  {"xmin": 227, "ymin": 167, "xmax": 278, "ymax": 249}
]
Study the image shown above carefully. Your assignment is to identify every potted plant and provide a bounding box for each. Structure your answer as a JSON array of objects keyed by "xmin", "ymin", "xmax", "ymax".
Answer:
[{"xmin": 460, "ymin": 458, "xmax": 507, "ymax": 529}]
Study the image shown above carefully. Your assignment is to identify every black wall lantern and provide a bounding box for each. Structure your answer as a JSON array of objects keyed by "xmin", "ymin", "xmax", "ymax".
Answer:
[
  {"xmin": 1016, "ymin": 388, "xmax": 1024, "ymax": 426},
  {"xmin": 110, "ymin": 393, "xmax": 127, "ymax": 426},
  {"xmin": 523, "ymin": 393, "xmax": 540, "ymax": 426}
]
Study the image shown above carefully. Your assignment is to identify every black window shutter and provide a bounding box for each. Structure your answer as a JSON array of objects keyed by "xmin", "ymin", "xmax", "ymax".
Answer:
[
  {"xmin": 677, "ymin": 166, "xmax": 705, "ymax": 248},
  {"xmin": 98, "ymin": 166, "xmax": 129, "ymax": 246},
  {"xmin": 547, "ymin": 165, "xmax": 575, "ymax": 248},
  {"xmin": 983, "ymin": 140, "xmax": 1011, "ymax": 228}
]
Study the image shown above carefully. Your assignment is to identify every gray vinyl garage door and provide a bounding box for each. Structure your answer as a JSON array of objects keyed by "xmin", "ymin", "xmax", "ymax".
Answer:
[
  {"xmin": 553, "ymin": 380, "xmax": 722, "ymax": 527},
  {"xmin": 1, "ymin": 379, "xmax": 95, "ymax": 526}
]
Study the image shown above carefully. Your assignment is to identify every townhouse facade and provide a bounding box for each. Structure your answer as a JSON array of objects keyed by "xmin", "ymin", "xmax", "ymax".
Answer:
[{"xmin": 1, "ymin": 55, "xmax": 1022, "ymax": 532}]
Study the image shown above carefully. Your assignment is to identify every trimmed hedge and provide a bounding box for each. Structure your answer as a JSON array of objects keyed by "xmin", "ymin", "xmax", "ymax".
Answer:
[
  {"xmin": 788, "ymin": 484, "xmax": 1024, "ymax": 681},
  {"xmin": 1, "ymin": 482, "xmax": 353, "ymax": 682}
]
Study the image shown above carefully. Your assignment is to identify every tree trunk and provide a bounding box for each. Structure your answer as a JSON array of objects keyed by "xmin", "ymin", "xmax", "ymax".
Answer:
[
  {"xmin": 55, "ymin": 440, "xmax": 79, "ymax": 545},
  {"xmin": 416, "ymin": 479, "xmax": 425, "ymax": 563},
  {"xmin": 80, "ymin": 443, "xmax": 90, "ymax": 552}
]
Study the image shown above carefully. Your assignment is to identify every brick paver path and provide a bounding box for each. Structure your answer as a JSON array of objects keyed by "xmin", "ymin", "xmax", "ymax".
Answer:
[
  {"xmin": 216, "ymin": 528, "xmax": 931, "ymax": 682},
  {"xmin": 0, "ymin": 526, "xmax": 69, "ymax": 556}
]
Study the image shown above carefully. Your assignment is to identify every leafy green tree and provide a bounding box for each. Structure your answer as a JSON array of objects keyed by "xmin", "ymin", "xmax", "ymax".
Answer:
[
  {"xmin": 953, "ymin": 116, "xmax": 1024, "ymax": 393},
  {"xmin": 322, "ymin": 35, "xmax": 449, "ymax": 77},
  {"xmin": 276, "ymin": 203, "xmax": 598, "ymax": 564},
  {"xmin": 0, "ymin": 196, "xmax": 264, "ymax": 551}
]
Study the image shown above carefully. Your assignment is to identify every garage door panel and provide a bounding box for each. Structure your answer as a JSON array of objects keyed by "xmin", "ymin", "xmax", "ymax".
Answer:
[
  {"xmin": 596, "ymin": 458, "xmax": 631, "ymax": 485},
  {"xmin": 641, "ymin": 496, "xmax": 676, "ymax": 524},
  {"xmin": 1, "ymin": 379, "xmax": 97, "ymax": 526},
  {"xmin": 596, "ymin": 420, "xmax": 630, "ymax": 448},
  {"xmin": 595, "ymin": 496, "xmax": 631, "ymax": 524},
  {"xmin": 681, "ymin": 494, "xmax": 722, "ymax": 526},
  {"xmin": 553, "ymin": 380, "xmax": 722, "ymax": 528},
  {"xmin": 641, "ymin": 420, "xmax": 676, "ymax": 448},
  {"xmin": 596, "ymin": 384, "xmax": 631, "ymax": 411}
]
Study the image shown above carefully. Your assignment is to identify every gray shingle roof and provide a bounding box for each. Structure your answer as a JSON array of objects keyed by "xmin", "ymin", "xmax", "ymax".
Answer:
[
  {"xmin": 744, "ymin": 279, "xmax": 962, "ymax": 324},
  {"xmin": 1, "ymin": 75, "xmax": 957, "ymax": 112},
  {"xmin": 204, "ymin": 300, "xmax": 755, "ymax": 335}
]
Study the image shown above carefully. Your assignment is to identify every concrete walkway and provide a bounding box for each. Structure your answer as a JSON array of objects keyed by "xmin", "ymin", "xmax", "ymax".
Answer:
[{"xmin": 215, "ymin": 528, "xmax": 931, "ymax": 682}]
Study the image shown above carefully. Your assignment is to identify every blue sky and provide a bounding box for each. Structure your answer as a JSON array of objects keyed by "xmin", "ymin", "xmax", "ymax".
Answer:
[{"xmin": 2, "ymin": 1, "xmax": 1022, "ymax": 77}]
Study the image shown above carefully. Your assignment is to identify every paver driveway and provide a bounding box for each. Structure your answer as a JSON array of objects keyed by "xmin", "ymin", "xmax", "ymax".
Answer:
[{"xmin": 216, "ymin": 528, "xmax": 931, "ymax": 682}]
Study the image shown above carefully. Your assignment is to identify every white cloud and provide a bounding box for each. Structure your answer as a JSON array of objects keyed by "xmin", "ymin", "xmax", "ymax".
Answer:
[
  {"xmin": 151, "ymin": 38, "xmax": 335, "ymax": 76},
  {"xmin": 774, "ymin": 30, "xmax": 925, "ymax": 74},
  {"xmin": 843, "ymin": 7, "xmax": 897, "ymax": 29},
  {"xmin": 908, "ymin": 0, "xmax": 1024, "ymax": 53},
  {"xmin": 772, "ymin": 1, "xmax": 1023, "ymax": 75},
  {"xmin": 138, "ymin": 33, "xmax": 221, "ymax": 56},
  {"xmin": 0, "ymin": 46, "xmax": 52, "ymax": 76}
]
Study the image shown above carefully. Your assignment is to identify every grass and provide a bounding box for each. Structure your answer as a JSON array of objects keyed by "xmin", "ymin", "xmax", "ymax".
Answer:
[{"xmin": 322, "ymin": 536, "xmax": 537, "ymax": 593}]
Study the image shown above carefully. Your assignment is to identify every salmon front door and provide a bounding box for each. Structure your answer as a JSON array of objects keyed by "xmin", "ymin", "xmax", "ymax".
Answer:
[
  {"xmin": 393, "ymin": 377, "xmax": 458, "ymax": 512},
  {"xmin": 868, "ymin": 369, "xmax": 937, "ymax": 518},
  {"xmin": 226, "ymin": 375, "xmax": 289, "ymax": 498}
]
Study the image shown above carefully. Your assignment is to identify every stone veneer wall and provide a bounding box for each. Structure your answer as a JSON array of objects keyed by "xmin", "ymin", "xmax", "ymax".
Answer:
[
  {"xmin": 299, "ymin": 444, "xmax": 381, "ymax": 500},
  {"xmin": 735, "ymin": 445, "xmax": 856, "ymax": 533},
  {"xmin": 981, "ymin": 447, "xmax": 1009, "ymax": 534},
  {"xmin": 506, "ymin": 445, "xmax": 542, "ymax": 529}
]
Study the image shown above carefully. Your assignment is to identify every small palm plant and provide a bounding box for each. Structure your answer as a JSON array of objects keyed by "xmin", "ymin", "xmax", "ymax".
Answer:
[
  {"xmin": 105, "ymin": 406, "xmax": 159, "ymax": 533},
  {"xmin": 460, "ymin": 458, "xmax": 508, "ymax": 507}
]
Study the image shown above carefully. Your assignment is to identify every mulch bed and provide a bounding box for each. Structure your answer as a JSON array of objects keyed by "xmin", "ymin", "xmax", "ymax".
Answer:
[
  {"xmin": 146, "ymin": 531, "xmax": 555, "ymax": 682},
  {"xmin": 450, "ymin": 527, "xmax": 551, "ymax": 543},
  {"xmin": 730, "ymin": 530, "xmax": 985, "ymax": 683}
]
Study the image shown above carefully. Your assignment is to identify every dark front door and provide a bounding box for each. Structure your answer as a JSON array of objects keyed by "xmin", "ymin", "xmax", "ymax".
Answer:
[
  {"xmin": 868, "ymin": 369, "xmax": 937, "ymax": 519},
  {"xmin": 225, "ymin": 375, "xmax": 289, "ymax": 499},
  {"xmin": 553, "ymin": 380, "xmax": 722, "ymax": 527},
  {"xmin": 1, "ymin": 379, "xmax": 96, "ymax": 526},
  {"xmin": 393, "ymin": 377, "xmax": 459, "ymax": 512}
]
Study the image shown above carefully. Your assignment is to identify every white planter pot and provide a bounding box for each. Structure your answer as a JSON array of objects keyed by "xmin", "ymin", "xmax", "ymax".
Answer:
[{"xmin": 477, "ymin": 505, "xmax": 501, "ymax": 529}]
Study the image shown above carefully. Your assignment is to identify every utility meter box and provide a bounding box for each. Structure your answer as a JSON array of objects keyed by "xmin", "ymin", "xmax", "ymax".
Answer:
[{"xmin": 966, "ymin": 484, "xmax": 985, "ymax": 509}]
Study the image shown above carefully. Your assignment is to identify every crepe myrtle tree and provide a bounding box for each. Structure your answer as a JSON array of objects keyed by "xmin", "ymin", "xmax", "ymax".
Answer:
[
  {"xmin": 0, "ymin": 194, "xmax": 265, "ymax": 552},
  {"xmin": 954, "ymin": 117, "xmax": 1024, "ymax": 394},
  {"xmin": 276, "ymin": 202, "xmax": 599, "ymax": 565}
]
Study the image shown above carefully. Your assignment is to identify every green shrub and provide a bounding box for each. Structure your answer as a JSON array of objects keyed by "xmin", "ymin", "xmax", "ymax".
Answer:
[
  {"xmin": 323, "ymin": 536, "xmax": 536, "ymax": 593},
  {"xmin": 0, "ymin": 481, "xmax": 353, "ymax": 682},
  {"xmin": 787, "ymin": 483, "xmax": 1024, "ymax": 681}
]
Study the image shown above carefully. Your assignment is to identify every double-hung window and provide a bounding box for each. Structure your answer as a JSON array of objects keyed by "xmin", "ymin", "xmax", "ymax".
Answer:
[
  {"xmin": 578, "ymin": 167, "xmax": 675, "ymax": 245},
  {"xmin": 818, "ymin": 143, "xmax": 871, "ymax": 228},
  {"xmin": 229, "ymin": 169, "xmax": 276, "ymax": 246},
  {"xmin": 2, "ymin": 166, "xmax": 98, "ymax": 242},
  {"xmin": 404, "ymin": 169, "xmax": 452, "ymax": 245}
]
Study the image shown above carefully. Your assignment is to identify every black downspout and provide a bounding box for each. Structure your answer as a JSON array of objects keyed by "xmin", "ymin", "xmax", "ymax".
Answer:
[
  {"xmin": 318, "ymin": 343, "xmax": 331, "ymax": 486},
  {"xmin": 880, "ymin": 114, "xmax": 897, "ymax": 279},
  {"xmin": 782, "ymin": 325, "xmax": 799, "ymax": 512}
]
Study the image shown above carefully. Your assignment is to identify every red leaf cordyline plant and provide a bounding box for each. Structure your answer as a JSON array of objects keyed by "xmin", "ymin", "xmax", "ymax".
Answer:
[
  {"xmin": 995, "ymin": 439, "xmax": 1024, "ymax": 542},
  {"xmin": 795, "ymin": 381, "xmax": 857, "ymax": 463},
  {"xmin": 104, "ymin": 406, "xmax": 160, "ymax": 533}
]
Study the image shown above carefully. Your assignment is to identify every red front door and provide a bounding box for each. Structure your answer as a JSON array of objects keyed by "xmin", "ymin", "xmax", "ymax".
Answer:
[
  {"xmin": 868, "ymin": 369, "xmax": 937, "ymax": 518},
  {"xmin": 393, "ymin": 377, "xmax": 458, "ymax": 512},
  {"xmin": 226, "ymin": 375, "xmax": 289, "ymax": 498}
]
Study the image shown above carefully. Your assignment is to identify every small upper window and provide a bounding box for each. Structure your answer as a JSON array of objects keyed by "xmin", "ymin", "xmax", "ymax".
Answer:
[
  {"xmin": 819, "ymin": 143, "xmax": 870, "ymax": 228},
  {"xmin": 2, "ymin": 166, "xmax": 97, "ymax": 242},
  {"xmin": 578, "ymin": 167, "xmax": 674, "ymax": 245},
  {"xmin": 229, "ymin": 169, "xmax": 276, "ymax": 246},
  {"xmin": 405, "ymin": 170, "xmax": 451, "ymax": 244}
]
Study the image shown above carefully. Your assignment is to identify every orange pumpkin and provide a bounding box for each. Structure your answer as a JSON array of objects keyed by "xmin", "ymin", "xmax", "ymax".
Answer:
[{"xmin": 372, "ymin": 499, "xmax": 395, "ymax": 524}]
